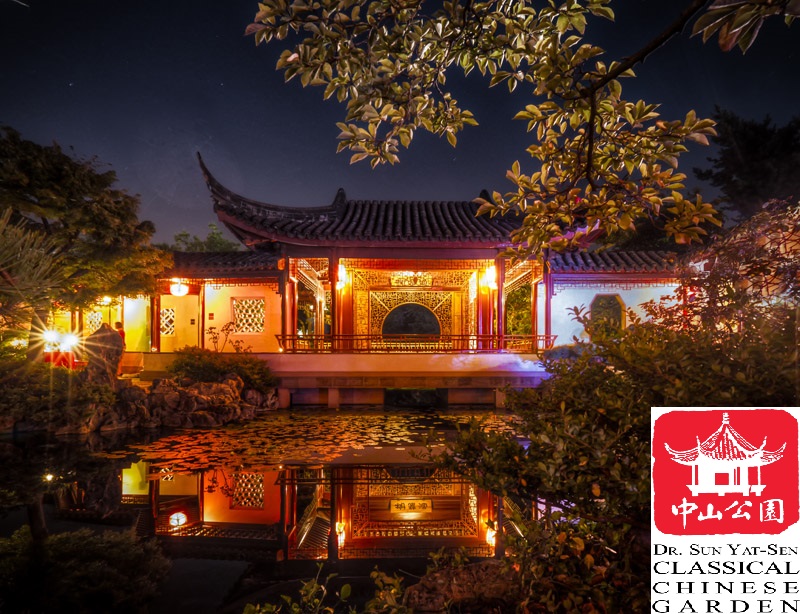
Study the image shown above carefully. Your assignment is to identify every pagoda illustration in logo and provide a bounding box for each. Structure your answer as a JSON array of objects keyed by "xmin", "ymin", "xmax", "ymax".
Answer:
[{"xmin": 664, "ymin": 412, "xmax": 786, "ymax": 497}]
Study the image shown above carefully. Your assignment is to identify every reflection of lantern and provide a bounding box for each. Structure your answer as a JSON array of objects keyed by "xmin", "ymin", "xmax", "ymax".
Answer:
[
  {"xmin": 169, "ymin": 511, "xmax": 187, "ymax": 527},
  {"xmin": 485, "ymin": 525, "xmax": 496, "ymax": 547},
  {"xmin": 336, "ymin": 522, "xmax": 346, "ymax": 548},
  {"xmin": 169, "ymin": 278, "xmax": 189, "ymax": 297}
]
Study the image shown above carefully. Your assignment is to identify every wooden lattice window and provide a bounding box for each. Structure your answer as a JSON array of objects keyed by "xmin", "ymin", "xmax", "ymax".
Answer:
[
  {"xmin": 232, "ymin": 298, "xmax": 265, "ymax": 334},
  {"xmin": 85, "ymin": 311, "xmax": 104, "ymax": 335},
  {"xmin": 232, "ymin": 472, "xmax": 264, "ymax": 509},
  {"xmin": 160, "ymin": 308, "xmax": 176, "ymax": 336}
]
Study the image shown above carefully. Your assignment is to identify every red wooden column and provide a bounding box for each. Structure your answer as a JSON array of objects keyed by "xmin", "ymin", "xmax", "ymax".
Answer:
[
  {"xmin": 531, "ymin": 277, "xmax": 539, "ymax": 339},
  {"xmin": 495, "ymin": 257, "xmax": 506, "ymax": 346},
  {"xmin": 543, "ymin": 253, "xmax": 553, "ymax": 340},
  {"xmin": 151, "ymin": 294, "xmax": 161, "ymax": 352},
  {"xmin": 329, "ymin": 255, "xmax": 338, "ymax": 348}
]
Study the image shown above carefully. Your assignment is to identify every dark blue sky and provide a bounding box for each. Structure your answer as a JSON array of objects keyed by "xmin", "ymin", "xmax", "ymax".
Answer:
[{"xmin": 1, "ymin": 0, "xmax": 797, "ymax": 241}]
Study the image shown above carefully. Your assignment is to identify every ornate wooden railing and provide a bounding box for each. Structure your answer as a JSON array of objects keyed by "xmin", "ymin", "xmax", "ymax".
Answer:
[{"xmin": 276, "ymin": 334, "xmax": 556, "ymax": 353}]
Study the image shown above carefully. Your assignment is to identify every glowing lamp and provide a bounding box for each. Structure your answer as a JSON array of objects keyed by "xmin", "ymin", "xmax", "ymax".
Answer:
[
  {"xmin": 44, "ymin": 474, "xmax": 54, "ymax": 482},
  {"xmin": 42, "ymin": 330, "xmax": 60, "ymax": 352},
  {"xmin": 169, "ymin": 278, "xmax": 189, "ymax": 297},
  {"xmin": 101, "ymin": 296, "xmax": 112, "ymax": 305},
  {"xmin": 169, "ymin": 511, "xmax": 187, "ymax": 527}
]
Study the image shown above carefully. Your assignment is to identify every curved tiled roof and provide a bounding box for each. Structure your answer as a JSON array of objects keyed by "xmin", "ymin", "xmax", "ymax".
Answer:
[
  {"xmin": 198, "ymin": 155, "xmax": 519, "ymax": 248},
  {"xmin": 548, "ymin": 250, "xmax": 677, "ymax": 274},
  {"xmin": 163, "ymin": 249, "xmax": 280, "ymax": 279}
]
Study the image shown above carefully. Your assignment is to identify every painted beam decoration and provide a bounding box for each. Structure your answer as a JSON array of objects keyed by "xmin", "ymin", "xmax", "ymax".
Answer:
[{"xmin": 651, "ymin": 407, "xmax": 800, "ymax": 613}]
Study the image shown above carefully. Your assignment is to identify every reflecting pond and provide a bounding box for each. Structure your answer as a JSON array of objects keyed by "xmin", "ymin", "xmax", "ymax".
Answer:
[{"xmin": 3, "ymin": 409, "xmax": 522, "ymax": 561}]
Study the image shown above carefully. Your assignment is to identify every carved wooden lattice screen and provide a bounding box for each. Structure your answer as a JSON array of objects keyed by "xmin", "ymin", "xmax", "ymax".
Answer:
[
  {"xmin": 343, "ymin": 258, "xmax": 490, "ymax": 337},
  {"xmin": 232, "ymin": 472, "xmax": 265, "ymax": 509},
  {"xmin": 232, "ymin": 298, "xmax": 265, "ymax": 333},
  {"xmin": 159, "ymin": 308, "xmax": 175, "ymax": 336},
  {"xmin": 85, "ymin": 311, "xmax": 104, "ymax": 335}
]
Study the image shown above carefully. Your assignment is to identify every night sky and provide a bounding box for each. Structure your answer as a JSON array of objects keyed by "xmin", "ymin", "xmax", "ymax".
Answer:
[{"xmin": 1, "ymin": 0, "xmax": 798, "ymax": 241}]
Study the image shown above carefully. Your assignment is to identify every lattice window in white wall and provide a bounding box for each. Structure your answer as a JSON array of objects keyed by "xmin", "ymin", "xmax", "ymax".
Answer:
[
  {"xmin": 160, "ymin": 308, "xmax": 176, "ymax": 336},
  {"xmin": 232, "ymin": 298, "xmax": 265, "ymax": 334},
  {"xmin": 85, "ymin": 311, "xmax": 104, "ymax": 335}
]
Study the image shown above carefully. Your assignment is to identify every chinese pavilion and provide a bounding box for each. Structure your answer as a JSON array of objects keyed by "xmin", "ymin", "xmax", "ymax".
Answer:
[
  {"xmin": 665, "ymin": 412, "xmax": 786, "ymax": 497},
  {"xmin": 61, "ymin": 156, "xmax": 679, "ymax": 407}
]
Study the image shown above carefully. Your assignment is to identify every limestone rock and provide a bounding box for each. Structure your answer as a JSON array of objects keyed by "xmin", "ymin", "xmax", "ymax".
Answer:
[{"xmin": 80, "ymin": 323, "xmax": 124, "ymax": 391}]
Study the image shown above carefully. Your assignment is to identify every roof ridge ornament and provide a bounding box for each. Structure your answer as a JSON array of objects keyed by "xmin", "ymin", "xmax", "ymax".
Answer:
[{"xmin": 333, "ymin": 188, "xmax": 347, "ymax": 207}]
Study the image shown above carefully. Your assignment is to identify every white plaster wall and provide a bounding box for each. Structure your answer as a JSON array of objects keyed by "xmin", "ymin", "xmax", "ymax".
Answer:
[
  {"xmin": 203, "ymin": 285, "xmax": 282, "ymax": 353},
  {"xmin": 160, "ymin": 294, "xmax": 201, "ymax": 352},
  {"xmin": 538, "ymin": 280, "xmax": 677, "ymax": 346}
]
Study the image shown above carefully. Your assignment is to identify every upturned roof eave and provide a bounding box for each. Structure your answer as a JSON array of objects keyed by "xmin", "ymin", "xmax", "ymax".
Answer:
[{"xmin": 217, "ymin": 211, "xmax": 516, "ymax": 251}]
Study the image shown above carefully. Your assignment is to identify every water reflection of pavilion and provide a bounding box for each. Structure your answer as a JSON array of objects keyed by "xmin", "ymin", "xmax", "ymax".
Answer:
[
  {"xmin": 60, "ymin": 411, "xmax": 524, "ymax": 560},
  {"xmin": 122, "ymin": 458, "xmax": 500, "ymax": 560}
]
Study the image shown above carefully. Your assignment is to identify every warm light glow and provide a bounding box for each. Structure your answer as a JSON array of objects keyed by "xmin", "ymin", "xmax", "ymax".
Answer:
[
  {"xmin": 336, "ymin": 264, "xmax": 348, "ymax": 290},
  {"xmin": 169, "ymin": 511, "xmax": 188, "ymax": 527},
  {"xmin": 169, "ymin": 278, "xmax": 189, "ymax": 297},
  {"xmin": 60, "ymin": 333, "xmax": 80, "ymax": 351},
  {"xmin": 101, "ymin": 296, "xmax": 112, "ymax": 305},
  {"xmin": 42, "ymin": 330, "xmax": 60, "ymax": 352},
  {"xmin": 44, "ymin": 473, "xmax": 54, "ymax": 482},
  {"xmin": 481, "ymin": 265, "xmax": 497, "ymax": 290},
  {"xmin": 9, "ymin": 338, "xmax": 27, "ymax": 349},
  {"xmin": 336, "ymin": 521, "xmax": 346, "ymax": 548},
  {"xmin": 485, "ymin": 525, "xmax": 497, "ymax": 547}
]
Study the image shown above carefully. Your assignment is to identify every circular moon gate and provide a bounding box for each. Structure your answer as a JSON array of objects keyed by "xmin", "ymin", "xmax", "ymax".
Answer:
[{"xmin": 381, "ymin": 303, "xmax": 441, "ymax": 335}]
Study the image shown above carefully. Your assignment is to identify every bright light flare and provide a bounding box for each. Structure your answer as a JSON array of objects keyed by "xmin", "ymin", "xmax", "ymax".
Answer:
[{"xmin": 60, "ymin": 333, "xmax": 80, "ymax": 351}]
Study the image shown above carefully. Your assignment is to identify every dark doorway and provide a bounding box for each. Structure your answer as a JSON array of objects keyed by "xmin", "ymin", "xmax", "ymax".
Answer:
[{"xmin": 382, "ymin": 304, "xmax": 441, "ymax": 335}]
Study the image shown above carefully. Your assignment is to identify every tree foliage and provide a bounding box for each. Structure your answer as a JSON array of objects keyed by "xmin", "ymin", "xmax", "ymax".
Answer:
[
  {"xmin": 0, "ymin": 127, "xmax": 170, "ymax": 310},
  {"xmin": 694, "ymin": 109, "xmax": 800, "ymax": 220},
  {"xmin": 156, "ymin": 223, "xmax": 242, "ymax": 252},
  {"xmin": 246, "ymin": 0, "xmax": 793, "ymax": 255},
  {"xmin": 431, "ymin": 205, "xmax": 798, "ymax": 610},
  {"xmin": 0, "ymin": 208, "xmax": 64, "ymax": 330},
  {"xmin": 0, "ymin": 526, "xmax": 170, "ymax": 614}
]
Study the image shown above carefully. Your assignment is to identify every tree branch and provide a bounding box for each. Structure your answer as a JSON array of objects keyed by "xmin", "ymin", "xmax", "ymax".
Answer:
[{"xmin": 586, "ymin": 0, "xmax": 709, "ymax": 95}]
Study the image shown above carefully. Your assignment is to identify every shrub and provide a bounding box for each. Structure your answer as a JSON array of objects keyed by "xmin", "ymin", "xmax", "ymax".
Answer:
[
  {"xmin": 0, "ymin": 526, "xmax": 170, "ymax": 613},
  {"xmin": 0, "ymin": 357, "xmax": 114, "ymax": 430},
  {"xmin": 168, "ymin": 347, "xmax": 277, "ymax": 394}
]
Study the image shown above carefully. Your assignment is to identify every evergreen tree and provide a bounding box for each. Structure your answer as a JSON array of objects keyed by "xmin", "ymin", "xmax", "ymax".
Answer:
[
  {"xmin": 156, "ymin": 223, "xmax": 242, "ymax": 252},
  {"xmin": 695, "ymin": 109, "xmax": 800, "ymax": 220},
  {"xmin": 0, "ymin": 127, "xmax": 171, "ymax": 311}
]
